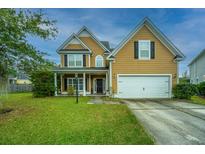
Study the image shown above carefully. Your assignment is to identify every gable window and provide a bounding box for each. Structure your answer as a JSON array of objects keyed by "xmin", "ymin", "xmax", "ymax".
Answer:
[
  {"xmin": 68, "ymin": 54, "xmax": 83, "ymax": 67},
  {"xmin": 95, "ymin": 55, "xmax": 104, "ymax": 67},
  {"xmin": 138, "ymin": 40, "xmax": 150, "ymax": 60}
]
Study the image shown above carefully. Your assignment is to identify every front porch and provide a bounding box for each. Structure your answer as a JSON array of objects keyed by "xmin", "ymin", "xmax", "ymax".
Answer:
[{"xmin": 53, "ymin": 67, "xmax": 109, "ymax": 96}]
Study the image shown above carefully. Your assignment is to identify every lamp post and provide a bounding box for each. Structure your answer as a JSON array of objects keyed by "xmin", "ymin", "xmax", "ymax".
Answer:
[{"xmin": 75, "ymin": 73, "xmax": 78, "ymax": 104}]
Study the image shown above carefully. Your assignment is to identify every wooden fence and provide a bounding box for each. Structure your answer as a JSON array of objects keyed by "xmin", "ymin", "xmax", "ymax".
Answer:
[{"xmin": 8, "ymin": 84, "xmax": 32, "ymax": 92}]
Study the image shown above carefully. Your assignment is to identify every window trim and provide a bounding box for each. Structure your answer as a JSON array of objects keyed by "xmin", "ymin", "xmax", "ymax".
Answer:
[
  {"xmin": 138, "ymin": 40, "xmax": 151, "ymax": 60},
  {"xmin": 67, "ymin": 54, "xmax": 83, "ymax": 67},
  {"xmin": 95, "ymin": 55, "xmax": 104, "ymax": 67},
  {"xmin": 67, "ymin": 78, "xmax": 83, "ymax": 91}
]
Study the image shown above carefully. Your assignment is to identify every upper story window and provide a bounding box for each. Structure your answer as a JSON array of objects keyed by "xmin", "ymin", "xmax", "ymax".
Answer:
[
  {"xmin": 95, "ymin": 55, "xmax": 103, "ymax": 67},
  {"xmin": 68, "ymin": 54, "xmax": 83, "ymax": 67},
  {"xmin": 138, "ymin": 40, "xmax": 150, "ymax": 60}
]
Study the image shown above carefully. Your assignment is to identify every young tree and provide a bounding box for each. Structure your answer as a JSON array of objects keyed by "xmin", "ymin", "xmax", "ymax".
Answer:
[{"xmin": 0, "ymin": 9, "xmax": 58, "ymax": 96}]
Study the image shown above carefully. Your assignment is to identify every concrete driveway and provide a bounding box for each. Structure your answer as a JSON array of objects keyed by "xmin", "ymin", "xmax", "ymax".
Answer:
[{"xmin": 124, "ymin": 100, "xmax": 205, "ymax": 145}]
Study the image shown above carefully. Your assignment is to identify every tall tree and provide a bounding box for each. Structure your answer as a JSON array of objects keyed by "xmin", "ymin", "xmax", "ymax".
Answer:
[
  {"xmin": 0, "ymin": 9, "xmax": 58, "ymax": 97},
  {"xmin": 0, "ymin": 9, "xmax": 58, "ymax": 95}
]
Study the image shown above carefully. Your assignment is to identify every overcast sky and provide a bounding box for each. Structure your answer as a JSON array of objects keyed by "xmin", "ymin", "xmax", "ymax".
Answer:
[{"xmin": 28, "ymin": 8, "xmax": 205, "ymax": 76}]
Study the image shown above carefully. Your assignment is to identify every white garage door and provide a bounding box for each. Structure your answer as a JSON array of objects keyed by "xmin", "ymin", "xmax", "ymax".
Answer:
[{"xmin": 118, "ymin": 75, "xmax": 171, "ymax": 98}]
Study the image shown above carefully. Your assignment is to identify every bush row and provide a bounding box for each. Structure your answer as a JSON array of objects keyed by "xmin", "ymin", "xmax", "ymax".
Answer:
[
  {"xmin": 173, "ymin": 82, "xmax": 205, "ymax": 99},
  {"xmin": 30, "ymin": 70, "xmax": 55, "ymax": 97}
]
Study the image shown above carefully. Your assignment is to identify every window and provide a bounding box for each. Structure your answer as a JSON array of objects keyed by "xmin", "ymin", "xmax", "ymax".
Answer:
[
  {"xmin": 138, "ymin": 40, "xmax": 150, "ymax": 60},
  {"xmin": 95, "ymin": 55, "xmax": 103, "ymax": 67},
  {"xmin": 68, "ymin": 54, "xmax": 83, "ymax": 67},
  {"xmin": 67, "ymin": 78, "xmax": 83, "ymax": 91},
  {"xmin": 68, "ymin": 55, "xmax": 75, "ymax": 66},
  {"xmin": 196, "ymin": 77, "xmax": 199, "ymax": 84}
]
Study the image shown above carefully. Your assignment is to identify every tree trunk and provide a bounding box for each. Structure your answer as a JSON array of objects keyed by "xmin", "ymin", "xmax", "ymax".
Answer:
[{"xmin": 0, "ymin": 77, "xmax": 8, "ymax": 108}]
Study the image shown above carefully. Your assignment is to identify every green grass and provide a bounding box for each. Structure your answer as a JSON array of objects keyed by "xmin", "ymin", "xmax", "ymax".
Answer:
[
  {"xmin": 0, "ymin": 93, "xmax": 153, "ymax": 145},
  {"xmin": 191, "ymin": 96, "xmax": 205, "ymax": 105}
]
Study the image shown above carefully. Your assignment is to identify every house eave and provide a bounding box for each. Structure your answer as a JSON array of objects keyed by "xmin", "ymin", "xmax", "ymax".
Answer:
[
  {"xmin": 58, "ymin": 49, "xmax": 91, "ymax": 54},
  {"xmin": 76, "ymin": 26, "xmax": 111, "ymax": 54},
  {"xmin": 52, "ymin": 67, "xmax": 109, "ymax": 73},
  {"xmin": 56, "ymin": 33, "xmax": 92, "ymax": 54},
  {"xmin": 188, "ymin": 49, "xmax": 205, "ymax": 66}
]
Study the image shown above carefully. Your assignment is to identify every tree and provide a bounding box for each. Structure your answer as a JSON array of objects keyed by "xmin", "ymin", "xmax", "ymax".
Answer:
[{"xmin": 0, "ymin": 9, "xmax": 58, "ymax": 95}]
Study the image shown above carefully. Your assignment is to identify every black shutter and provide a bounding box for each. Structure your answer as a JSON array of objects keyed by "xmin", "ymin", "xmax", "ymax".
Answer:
[
  {"xmin": 64, "ymin": 54, "xmax": 67, "ymax": 66},
  {"xmin": 151, "ymin": 41, "xmax": 155, "ymax": 59},
  {"xmin": 83, "ymin": 55, "xmax": 86, "ymax": 67},
  {"xmin": 64, "ymin": 78, "xmax": 67, "ymax": 91},
  {"xmin": 134, "ymin": 41, "xmax": 138, "ymax": 59}
]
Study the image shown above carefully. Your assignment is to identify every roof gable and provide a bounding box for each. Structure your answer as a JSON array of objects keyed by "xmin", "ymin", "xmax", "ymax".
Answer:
[
  {"xmin": 77, "ymin": 26, "xmax": 111, "ymax": 53},
  {"xmin": 188, "ymin": 49, "xmax": 205, "ymax": 66},
  {"xmin": 57, "ymin": 33, "xmax": 92, "ymax": 53},
  {"xmin": 107, "ymin": 17, "xmax": 185, "ymax": 61}
]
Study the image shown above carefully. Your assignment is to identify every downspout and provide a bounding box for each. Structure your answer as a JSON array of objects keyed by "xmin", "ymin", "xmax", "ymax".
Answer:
[
  {"xmin": 176, "ymin": 61, "xmax": 179, "ymax": 84},
  {"xmin": 173, "ymin": 56, "xmax": 180, "ymax": 84}
]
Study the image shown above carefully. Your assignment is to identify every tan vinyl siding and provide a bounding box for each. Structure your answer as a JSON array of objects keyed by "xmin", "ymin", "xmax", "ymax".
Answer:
[
  {"xmin": 112, "ymin": 25, "xmax": 177, "ymax": 94},
  {"xmin": 86, "ymin": 55, "xmax": 89, "ymax": 67},
  {"xmin": 79, "ymin": 37, "xmax": 108, "ymax": 67},
  {"xmin": 64, "ymin": 44, "xmax": 85, "ymax": 49},
  {"xmin": 61, "ymin": 54, "xmax": 64, "ymax": 67}
]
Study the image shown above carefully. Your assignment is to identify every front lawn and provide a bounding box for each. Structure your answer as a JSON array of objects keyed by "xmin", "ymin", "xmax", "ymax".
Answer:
[
  {"xmin": 0, "ymin": 93, "xmax": 153, "ymax": 144},
  {"xmin": 191, "ymin": 96, "xmax": 205, "ymax": 105}
]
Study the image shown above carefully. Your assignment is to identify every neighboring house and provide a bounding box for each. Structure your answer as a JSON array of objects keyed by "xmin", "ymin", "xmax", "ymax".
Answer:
[
  {"xmin": 53, "ymin": 18, "xmax": 185, "ymax": 98},
  {"xmin": 188, "ymin": 49, "xmax": 205, "ymax": 84},
  {"xmin": 8, "ymin": 73, "xmax": 31, "ymax": 85}
]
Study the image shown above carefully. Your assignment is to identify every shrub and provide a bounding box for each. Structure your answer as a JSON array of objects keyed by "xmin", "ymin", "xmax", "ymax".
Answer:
[
  {"xmin": 198, "ymin": 82, "xmax": 205, "ymax": 96},
  {"xmin": 30, "ymin": 70, "xmax": 55, "ymax": 97},
  {"xmin": 67, "ymin": 86, "xmax": 75, "ymax": 95},
  {"xmin": 179, "ymin": 77, "xmax": 190, "ymax": 84},
  {"xmin": 173, "ymin": 83, "xmax": 198, "ymax": 99}
]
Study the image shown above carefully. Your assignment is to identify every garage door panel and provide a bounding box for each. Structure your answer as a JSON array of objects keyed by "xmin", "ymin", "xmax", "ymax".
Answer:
[{"xmin": 118, "ymin": 75, "xmax": 170, "ymax": 98}]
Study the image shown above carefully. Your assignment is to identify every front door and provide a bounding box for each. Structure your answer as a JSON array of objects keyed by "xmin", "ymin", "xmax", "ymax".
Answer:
[{"xmin": 96, "ymin": 79, "xmax": 103, "ymax": 94}]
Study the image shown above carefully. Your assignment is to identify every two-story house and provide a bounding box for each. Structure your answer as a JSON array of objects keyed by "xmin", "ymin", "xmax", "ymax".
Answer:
[
  {"xmin": 189, "ymin": 49, "xmax": 205, "ymax": 84},
  {"xmin": 53, "ymin": 18, "xmax": 185, "ymax": 98}
]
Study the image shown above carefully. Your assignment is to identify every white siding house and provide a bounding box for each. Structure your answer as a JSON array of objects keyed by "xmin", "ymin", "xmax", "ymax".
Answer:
[{"xmin": 189, "ymin": 49, "xmax": 205, "ymax": 84}]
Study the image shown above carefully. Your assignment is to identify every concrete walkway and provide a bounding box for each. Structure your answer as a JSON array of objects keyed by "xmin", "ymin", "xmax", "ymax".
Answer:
[
  {"xmin": 124, "ymin": 100, "xmax": 205, "ymax": 145},
  {"xmin": 88, "ymin": 97, "xmax": 104, "ymax": 104}
]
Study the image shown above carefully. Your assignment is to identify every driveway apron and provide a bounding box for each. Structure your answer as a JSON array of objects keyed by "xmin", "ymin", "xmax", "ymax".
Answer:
[{"xmin": 124, "ymin": 100, "xmax": 205, "ymax": 145}]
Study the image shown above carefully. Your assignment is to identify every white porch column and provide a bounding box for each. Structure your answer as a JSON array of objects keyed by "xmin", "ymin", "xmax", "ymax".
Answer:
[
  {"xmin": 89, "ymin": 74, "xmax": 91, "ymax": 94},
  {"xmin": 83, "ymin": 73, "xmax": 86, "ymax": 96},
  {"xmin": 105, "ymin": 72, "xmax": 108, "ymax": 95},
  {"xmin": 60, "ymin": 74, "xmax": 63, "ymax": 93},
  {"xmin": 54, "ymin": 73, "xmax": 57, "ymax": 96}
]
